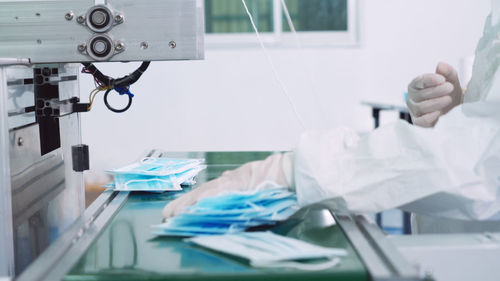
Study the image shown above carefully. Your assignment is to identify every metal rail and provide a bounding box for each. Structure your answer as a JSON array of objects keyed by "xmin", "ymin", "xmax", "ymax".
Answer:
[
  {"xmin": 17, "ymin": 190, "xmax": 129, "ymax": 281},
  {"xmin": 302, "ymin": 199, "xmax": 421, "ymax": 281}
]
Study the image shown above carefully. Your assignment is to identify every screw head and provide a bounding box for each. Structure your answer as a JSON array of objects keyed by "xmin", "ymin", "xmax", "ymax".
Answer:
[
  {"xmin": 140, "ymin": 41, "xmax": 148, "ymax": 50},
  {"xmin": 115, "ymin": 41, "xmax": 125, "ymax": 51},
  {"xmin": 114, "ymin": 14, "xmax": 124, "ymax": 23},
  {"xmin": 76, "ymin": 15, "xmax": 85, "ymax": 23},
  {"xmin": 17, "ymin": 137, "xmax": 23, "ymax": 146},
  {"xmin": 65, "ymin": 11, "xmax": 74, "ymax": 20},
  {"xmin": 169, "ymin": 41, "xmax": 176, "ymax": 49},
  {"xmin": 77, "ymin": 43, "xmax": 87, "ymax": 52}
]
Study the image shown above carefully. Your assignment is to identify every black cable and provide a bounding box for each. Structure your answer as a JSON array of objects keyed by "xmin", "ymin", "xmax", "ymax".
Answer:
[
  {"xmin": 104, "ymin": 88, "xmax": 133, "ymax": 113},
  {"xmin": 81, "ymin": 61, "xmax": 150, "ymax": 113},
  {"xmin": 81, "ymin": 61, "xmax": 151, "ymax": 88},
  {"xmin": 114, "ymin": 61, "xmax": 151, "ymax": 87}
]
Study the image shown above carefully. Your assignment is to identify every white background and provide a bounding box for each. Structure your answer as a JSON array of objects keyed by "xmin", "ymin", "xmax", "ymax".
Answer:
[{"xmin": 81, "ymin": 0, "xmax": 491, "ymax": 184}]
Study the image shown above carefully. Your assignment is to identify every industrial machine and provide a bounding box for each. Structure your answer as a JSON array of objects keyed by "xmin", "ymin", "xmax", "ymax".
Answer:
[
  {"xmin": 0, "ymin": 0, "xmax": 203, "ymax": 278},
  {"xmin": 1, "ymin": 1, "xmax": 500, "ymax": 281}
]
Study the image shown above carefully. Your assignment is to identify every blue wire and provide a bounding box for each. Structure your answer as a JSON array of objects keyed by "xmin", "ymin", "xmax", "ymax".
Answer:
[{"xmin": 113, "ymin": 86, "xmax": 134, "ymax": 98}]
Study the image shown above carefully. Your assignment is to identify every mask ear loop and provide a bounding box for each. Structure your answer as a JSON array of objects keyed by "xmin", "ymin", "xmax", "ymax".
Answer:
[{"xmin": 251, "ymin": 257, "xmax": 341, "ymax": 271}]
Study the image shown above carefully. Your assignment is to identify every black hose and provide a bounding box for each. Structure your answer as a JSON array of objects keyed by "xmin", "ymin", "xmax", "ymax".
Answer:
[
  {"xmin": 82, "ymin": 61, "xmax": 151, "ymax": 88},
  {"xmin": 114, "ymin": 61, "xmax": 151, "ymax": 87},
  {"xmin": 103, "ymin": 88, "xmax": 133, "ymax": 113}
]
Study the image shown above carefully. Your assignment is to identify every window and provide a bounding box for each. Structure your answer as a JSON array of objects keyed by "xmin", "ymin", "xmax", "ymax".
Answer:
[
  {"xmin": 204, "ymin": 0, "xmax": 358, "ymax": 47},
  {"xmin": 282, "ymin": 0, "xmax": 348, "ymax": 32},
  {"xmin": 205, "ymin": 0, "xmax": 274, "ymax": 33}
]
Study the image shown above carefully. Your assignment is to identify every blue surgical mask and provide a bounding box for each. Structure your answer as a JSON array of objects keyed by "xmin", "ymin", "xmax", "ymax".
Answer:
[
  {"xmin": 109, "ymin": 157, "xmax": 204, "ymax": 176},
  {"xmin": 152, "ymin": 186, "xmax": 298, "ymax": 236},
  {"xmin": 113, "ymin": 174, "xmax": 182, "ymax": 191},
  {"xmin": 107, "ymin": 158, "xmax": 205, "ymax": 191},
  {"xmin": 186, "ymin": 232, "xmax": 347, "ymax": 271}
]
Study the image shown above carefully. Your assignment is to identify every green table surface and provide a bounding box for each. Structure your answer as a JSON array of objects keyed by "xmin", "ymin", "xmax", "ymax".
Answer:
[{"xmin": 64, "ymin": 152, "xmax": 369, "ymax": 281}]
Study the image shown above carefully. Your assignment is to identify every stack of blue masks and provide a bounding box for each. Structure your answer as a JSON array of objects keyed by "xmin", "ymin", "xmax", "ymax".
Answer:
[
  {"xmin": 151, "ymin": 187, "xmax": 299, "ymax": 236},
  {"xmin": 107, "ymin": 157, "xmax": 206, "ymax": 191}
]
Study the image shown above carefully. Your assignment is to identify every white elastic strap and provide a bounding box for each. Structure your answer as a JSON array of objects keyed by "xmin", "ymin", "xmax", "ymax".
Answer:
[
  {"xmin": 252, "ymin": 257, "xmax": 341, "ymax": 271},
  {"xmin": 241, "ymin": 0, "xmax": 307, "ymax": 130}
]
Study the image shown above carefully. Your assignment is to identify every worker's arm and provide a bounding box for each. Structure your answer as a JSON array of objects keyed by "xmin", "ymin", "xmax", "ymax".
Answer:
[{"xmin": 162, "ymin": 152, "xmax": 294, "ymax": 218}]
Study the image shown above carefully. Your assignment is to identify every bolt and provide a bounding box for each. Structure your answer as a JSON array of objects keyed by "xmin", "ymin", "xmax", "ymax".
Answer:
[
  {"xmin": 77, "ymin": 15, "xmax": 85, "ymax": 24},
  {"xmin": 114, "ymin": 14, "xmax": 124, "ymax": 23},
  {"xmin": 35, "ymin": 13, "xmax": 40, "ymax": 17},
  {"xmin": 77, "ymin": 43, "xmax": 87, "ymax": 52},
  {"xmin": 65, "ymin": 11, "xmax": 74, "ymax": 20},
  {"xmin": 17, "ymin": 137, "xmax": 23, "ymax": 146},
  {"xmin": 140, "ymin": 41, "xmax": 148, "ymax": 50},
  {"xmin": 169, "ymin": 41, "xmax": 176, "ymax": 49},
  {"xmin": 115, "ymin": 41, "xmax": 125, "ymax": 51}
]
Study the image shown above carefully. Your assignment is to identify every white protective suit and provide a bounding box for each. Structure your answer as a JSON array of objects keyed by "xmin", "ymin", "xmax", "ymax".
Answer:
[{"xmin": 296, "ymin": 8, "xmax": 500, "ymax": 234}]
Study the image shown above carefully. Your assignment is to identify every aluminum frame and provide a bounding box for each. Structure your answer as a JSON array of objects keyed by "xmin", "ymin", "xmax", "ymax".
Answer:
[
  {"xmin": 1, "ymin": 63, "xmax": 87, "ymax": 277},
  {"xmin": 0, "ymin": 66, "xmax": 15, "ymax": 279},
  {"xmin": 0, "ymin": 0, "xmax": 204, "ymax": 63}
]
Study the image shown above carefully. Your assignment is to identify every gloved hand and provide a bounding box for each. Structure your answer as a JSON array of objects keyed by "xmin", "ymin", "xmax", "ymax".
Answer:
[
  {"xmin": 162, "ymin": 152, "xmax": 294, "ymax": 218},
  {"xmin": 407, "ymin": 62, "xmax": 464, "ymax": 128}
]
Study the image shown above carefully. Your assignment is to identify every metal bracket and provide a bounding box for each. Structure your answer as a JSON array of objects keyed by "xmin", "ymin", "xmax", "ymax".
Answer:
[{"xmin": 35, "ymin": 97, "xmax": 89, "ymax": 118}]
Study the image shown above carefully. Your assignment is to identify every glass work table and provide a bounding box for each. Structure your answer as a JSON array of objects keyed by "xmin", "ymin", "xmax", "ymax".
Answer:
[{"xmin": 17, "ymin": 152, "xmax": 420, "ymax": 281}]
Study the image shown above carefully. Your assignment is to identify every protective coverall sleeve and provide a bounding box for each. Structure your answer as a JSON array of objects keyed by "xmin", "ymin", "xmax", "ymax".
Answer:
[{"xmin": 294, "ymin": 102, "xmax": 500, "ymax": 221}]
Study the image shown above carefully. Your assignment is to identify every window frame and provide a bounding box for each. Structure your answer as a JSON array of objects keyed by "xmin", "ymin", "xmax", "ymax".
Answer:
[{"xmin": 205, "ymin": 0, "xmax": 359, "ymax": 48}]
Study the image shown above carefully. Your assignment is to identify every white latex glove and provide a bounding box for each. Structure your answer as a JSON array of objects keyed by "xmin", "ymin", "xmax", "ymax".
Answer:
[
  {"xmin": 162, "ymin": 152, "xmax": 294, "ymax": 218},
  {"xmin": 407, "ymin": 62, "xmax": 464, "ymax": 128}
]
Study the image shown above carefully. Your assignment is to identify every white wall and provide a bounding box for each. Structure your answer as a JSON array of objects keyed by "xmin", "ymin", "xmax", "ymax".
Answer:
[{"xmin": 81, "ymin": 0, "xmax": 491, "ymax": 183}]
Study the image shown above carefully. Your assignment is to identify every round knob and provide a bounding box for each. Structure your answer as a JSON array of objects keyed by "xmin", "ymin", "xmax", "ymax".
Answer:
[
  {"xmin": 93, "ymin": 40, "xmax": 107, "ymax": 54},
  {"xmin": 87, "ymin": 35, "xmax": 114, "ymax": 60},
  {"xmin": 91, "ymin": 10, "xmax": 108, "ymax": 26},
  {"xmin": 85, "ymin": 5, "xmax": 114, "ymax": 32}
]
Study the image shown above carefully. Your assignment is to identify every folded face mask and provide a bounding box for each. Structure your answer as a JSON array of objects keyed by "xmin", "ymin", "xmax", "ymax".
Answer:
[
  {"xmin": 113, "ymin": 174, "xmax": 182, "ymax": 191},
  {"xmin": 151, "ymin": 220, "xmax": 248, "ymax": 236},
  {"xmin": 109, "ymin": 157, "xmax": 204, "ymax": 177},
  {"xmin": 151, "ymin": 186, "xmax": 299, "ymax": 236},
  {"xmin": 107, "ymin": 158, "xmax": 206, "ymax": 192},
  {"xmin": 186, "ymin": 232, "xmax": 347, "ymax": 271}
]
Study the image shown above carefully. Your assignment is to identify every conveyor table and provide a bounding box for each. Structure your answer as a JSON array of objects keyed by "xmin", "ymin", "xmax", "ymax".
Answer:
[{"xmin": 18, "ymin": 152, "xmax": 419, "ymax": 281}]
